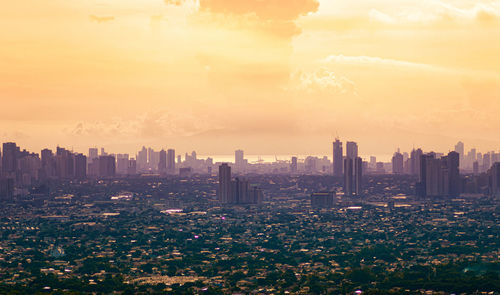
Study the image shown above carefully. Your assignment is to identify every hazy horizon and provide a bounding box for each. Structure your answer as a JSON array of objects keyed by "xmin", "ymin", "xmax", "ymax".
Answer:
[{"xmin": 2, "ymin": 0, "xmax": 500, "ymax": 156}]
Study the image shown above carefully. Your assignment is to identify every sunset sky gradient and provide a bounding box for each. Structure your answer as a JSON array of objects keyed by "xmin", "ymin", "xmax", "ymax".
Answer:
[{"xmin": 1, "ymin": 0, "xmax": 500, "ymax": 157}]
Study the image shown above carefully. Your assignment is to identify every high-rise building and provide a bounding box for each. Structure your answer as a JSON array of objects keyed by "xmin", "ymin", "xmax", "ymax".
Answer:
[
  {"xmin": 74, "ymin": 153, "xmax": 87, "ymax": 179},
  {"xmin": 392, "ymin": 151, "xmax": 404, "ymax": 174},
  {"xmin": 137, "ymin": 147, "xmax": 148, "ymax": 172},
  {"xmin": 333, "ymin": 139, "xmax": 343, "ymax": 176},
  {"xmin": 346, "ymin": 141, "xmax": 358, "ymax": 160},
  {"xmin": 98, "ymin": 155, "xmax": 116, "ymax": 178},
  {"xmin": 410, "ymin": 148, "xmax": 423, "ymax": 176},
  {"xmin": 218, "ymin": 163, "xmax": 232, "ymax": 204},
  {"xmin": 235, "ymin": 150, "xmax": 244, "ymax": 172},
  {"xmin": 455, "ymin": 141, "xmax": 464, "ymax": 165},
  {"xmin": 116, "ymin": 154, "xmax": 130, "ymax": 175},
  {"xmin": 354, "ymin": 157, "xmax": 363, "ymax": 195},
  {"xmin": 418, "ymin": 151, "xmax": 460, "ymax": 197},
  {"xmin": 41, "ymin": 149, "xmax": 56, "ymax": 180},
  {"xmin": 167, "ymin": 149, "xmax": 176, "ymax": 173},
  {"xmin": 88, "ymin": 148, "xmax": 98, "ymax": 164},
  {"xmin": 0, "ymin": 178, "xmax": 14, "ymax": 201},
  {"xmin": 2, "ymin": 142, "xmax": 18, "ymax": 175},
  {"xmin": 158, "ymin": 150, "xmax": 167, "ymax": 174},
  {"xmin": 56, "ymin": 147, "xmax": 74, "ymax": 179},
  {"xmin": 290, "ymin": 157, "xmax": 298, "ymax": 173},
  {"xmin": 490, "ymin": 162, "xmax": 500, "ymax": 197},
  {"xmin": 344, "ymin": 158, "xmax": 353, "ymax": 196},
  {"xmin": 127, "ymin": 159, "xmax": 137, "ymax": 175}
]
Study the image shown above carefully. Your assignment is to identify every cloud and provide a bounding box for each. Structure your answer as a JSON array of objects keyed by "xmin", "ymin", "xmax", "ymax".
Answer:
[
  {"xmin": 165, "ymin": 0, "xmax": 319, "ymax": 38},
  {"xmin": 89, "ymin": 15, "xmax": 115, "ymax": 23},
  {"xmin": 291, "ymin": 68, "xmax": 357, "ymax": 95},
  {"xmin": 323, "ymin": 55, "xmax": 444, "ymax": 72}
]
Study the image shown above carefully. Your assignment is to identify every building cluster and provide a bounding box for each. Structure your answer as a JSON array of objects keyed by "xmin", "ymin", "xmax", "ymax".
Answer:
[
  {"xmin": 332, "ymin": 139, "xmax": 363, "ymax": 196},
  {"xmin": 218, "ymin": 164, "xmax": 263, "ymax": 205}
]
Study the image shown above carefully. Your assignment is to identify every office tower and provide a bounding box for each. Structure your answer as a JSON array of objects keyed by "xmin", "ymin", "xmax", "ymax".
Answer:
[
  {"xmin": 344, "ymin": 158, "xmax": 353, "ymax": 196},
  {"xmin": 346, "ymin": 141, "xmax": 358, "ymax": 160},
  {"xmin": 158, "ymin": 150, "xmax": 167, "ymax": 174},
  {"xmin": 127, "ymin": 159, "xmax": 137, "ymax": 175},
  {"xmin": 74, "ymin": 153, "xmax": 87, "ymax": 179},
  {"xmin": 418, "ymin": 151, "xmax": 460, "ymax": 197},
  {"xmin": 410, "ymin": 148, "xmax": 423, "ymax": 175},
  {"xmin": 98, "ymin": 155, "xmax": 116, "ymax": 178},
  {"xmin": 148, "ymin": 148, "xmax": 159, "ymax": 171},
  {"xmin": 88, "ymin": 148, "xmax": 98, "ymax": 164},
  {"xmin": 18, "ymin": 153, "xmax": 41, "ymax": 186},
  {"xmin": 333, "ymin": 139, "xmax": 343, "ymax": 176},
  {"xmin": 290, "ymin": 157, "xmax": 298, "ymax": 173},
  {"xmin": 2, "ymin": 142, "xmax": 18, "ymax": 175},
  {"xmin": 137, "ymin": 147, "xmax": 148, "ymax": 172},
  {"xmin": 177, "ymin": 155, "xmax": 182, "ymax": 164},
  {"xmin": 0, "ymin": 178, "xmax": 14, "ymax": 201},
  {"xmin": 490, "ymin": 162, "xmax": 500, "ymax": 197},
  {"xmin": 455, "ymin": 141, "xmax": 464, "ymax": 163},
  {"xmin": 392, "ymin": 151, "xmax": 404, "ymax": 174},
  {"xmin": 370, "ymin": 156, "xmax": 377, "ymax": 170},
  {"xmin": 354, "ymin": 157, "xmax": 363, "ymax": 195},
  {"xmin": 305, "ymin": 156, "xmax": 317, "ymax": 173},
  {"xmin": 218, "ymin": 163, "xmax": 232, "ymax": 204},
  {"xmin": 231, "ymin": 177, "xmax": 249, "ymax": 204},
  {"xmin": 41, "ymin": 149, "xmax": 56, "ymax": 180},
  {"xmin": 251, "ymin": 186, "xmax": 264, "ymax": 205},
  {"xmin": 167, "ymin": 149, "xmax": 176, "ymax": 173},
  {"xmin": 56, "ymin": 147, "xmax": 74, "ymax": 179},
  {"xmin": 116, "ymin": 154, "xmax": 129, "ymax": 175},
  {"xmin": 100, "ymin": 148, "xmax": 107, "ymax": 156},
  {"xmin": 235, "ymin": 150, "xmax": 244, "ymax": 172},
  {"xmin": 311, "ymin": 192, "xmax": 335, "ymax": 209},
  {"xmin": 483, "ymin": 153, "xmax": 491, "ymax": 172}
]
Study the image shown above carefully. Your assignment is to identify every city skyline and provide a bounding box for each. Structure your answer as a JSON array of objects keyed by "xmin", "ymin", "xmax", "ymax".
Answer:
[{"xmin": 2, "ymin": 1, "xmax": 500, "ymax": 155}]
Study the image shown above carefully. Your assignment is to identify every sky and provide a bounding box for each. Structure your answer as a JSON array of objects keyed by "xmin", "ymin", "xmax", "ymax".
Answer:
[{"xmin": 1, "ymin": 0, "xmax": 500, "ymax": 158}]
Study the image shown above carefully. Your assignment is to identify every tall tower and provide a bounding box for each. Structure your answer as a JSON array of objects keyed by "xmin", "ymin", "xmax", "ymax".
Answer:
[
  {"xmin": 333, "ymin": 139, "xmax": 343, "ymax": 176},
  {"xmin": 344, "ymin": 158, "xmax": 353, "ymax": 196},
  {"xmin": 290, "ymin": 157, "xmax": 298, "ymax": 173},
  {"xmin": 346, "ymin": 141, "xmax": 358, "ymax": 159},
  {"xmin": 158, "ymin": 150, "xmax": 167, "ymax": 174},
  {"xmin": 218, "ymin": 164, "xmax": 232, "ymax": 204},
  {"xmin": 235, "ymin": 150, "xmax": 244, "ymax": 172},
  {"xmin": 167, "ymin": 149, "xmax": 176, "ymax": 174},
  {"xmin": 354, "ymin": 157, "xmax": 363, "ymax": 195}
]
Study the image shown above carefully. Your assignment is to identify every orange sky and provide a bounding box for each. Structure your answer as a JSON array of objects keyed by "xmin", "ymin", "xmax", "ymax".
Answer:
[{"xmin": 1, "ymin": 0, "xmax": 500, "ymax": 157}]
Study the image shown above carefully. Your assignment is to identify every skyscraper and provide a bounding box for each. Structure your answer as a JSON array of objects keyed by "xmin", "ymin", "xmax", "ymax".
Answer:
[
  {"xmin": 2, "ymin": 142, "xmax": 18, "ymax": 175},
  {"xmin": 88, "ymin": 148, "xmax": 98, "ymax": 163},
  {"xmin": 218, "ymin": 163, "xmax": 231, "ymax": 204},
  {"xmin": 98, "ymin": 155, "xmax": 116, "ymax": 178},
  {"xmin": 354, "ymin": 157, "xmax": 363, "ymax": 195},
  {"xmin": 74, "ymin": 153, "xmax": 87, "ymax": 179},
  {"xmin": 454, "ymin": 141, "xmax": 464, "ymax": 163},
  {"xmin": 235, "ymin": 150, "xmax": 244, "ymax": 172},
  {"xmin": 290, "ymin": 157, "xmax": 298, "ymax": 173},
  {"xmin": 344, "ymin": 158, "xmax": 353, "ymax": 196},
  {"xmin": 392, "ymin": 151, "xmax": 404, "ymax": 174},
  {"xmin": 418, "ymin": 151, "xmax": 460, "ymax": 197},
  {"xmin": 346, "ymin": 141, "xmax": 358, "ymax": 160},
  {"xmin": 158, "ymin": 150, "xmax": 167, "ymax": 174},
  {"xmin": 333, "ymin": 139, "xmax": 343, "ymax": 176},
  {"xmin": 490, "ymin": 162, "xmax": 500, "ymax": 197},
  {"xmin": 167, "ymin": 149, "xmax": 176, "ymax": 174}
]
